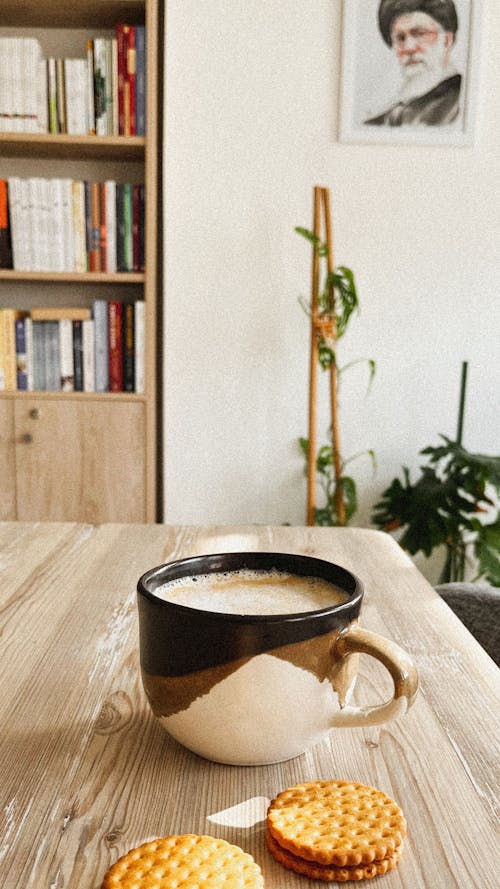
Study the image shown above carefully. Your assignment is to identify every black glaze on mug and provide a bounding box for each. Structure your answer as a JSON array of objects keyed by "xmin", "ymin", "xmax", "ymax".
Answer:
[{"xmin": 137, "ymin": 552, "xmax": 363, "ymax": 676}]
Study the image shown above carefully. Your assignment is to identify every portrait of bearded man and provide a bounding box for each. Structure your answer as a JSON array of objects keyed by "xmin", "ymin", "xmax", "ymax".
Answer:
[{"xmin": 365, "ymin": 0, "xmax": 461, "ymax": 126}]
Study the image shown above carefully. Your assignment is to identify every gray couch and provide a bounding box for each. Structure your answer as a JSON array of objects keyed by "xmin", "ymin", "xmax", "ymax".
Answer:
[{"xmin": 435, "ymin": 583, "xmax": 500, "ymax": 667}]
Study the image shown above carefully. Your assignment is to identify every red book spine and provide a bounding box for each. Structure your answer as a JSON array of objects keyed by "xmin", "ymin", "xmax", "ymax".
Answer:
[
  {"xmin": 108, "ymin": 301, "xmax": 123, "ymax": 391},
  {"xmin": 126, "ymin": 26, "xmax": 136, "ymax": 136},
  {"xmin": 116, "ymin": 24, "xmax": 127, "ymax": 135},
  {"xmin": 99, "ymin": 182, "xmax": 107, "ymax": 272}
]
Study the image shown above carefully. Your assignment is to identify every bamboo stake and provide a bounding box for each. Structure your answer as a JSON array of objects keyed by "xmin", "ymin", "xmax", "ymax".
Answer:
[
  {"xmin": 306, "ymin": 186, "xmax": 322, "ymax": 525},
  {"xmin": 321, "ymin": 187, "xmax": 345, "ymax": 525}
]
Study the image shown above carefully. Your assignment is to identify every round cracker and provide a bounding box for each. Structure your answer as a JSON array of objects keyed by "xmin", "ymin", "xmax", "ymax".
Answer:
[
  {"xmin": 266, "ymin": 830, "xmax": 403, "ymax": 882},
  {"xmin": 101, "ymin": 834, "xmax": 264, "ymax": 889},
  {"xmin": 267, "ymin": 780, "xmax": 406, "ymax": 867}
]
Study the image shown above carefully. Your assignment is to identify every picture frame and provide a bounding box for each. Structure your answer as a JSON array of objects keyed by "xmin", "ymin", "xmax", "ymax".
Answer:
[{"xmin": 339, "ymin": 0, "xmax": 482, "ymax": 145}]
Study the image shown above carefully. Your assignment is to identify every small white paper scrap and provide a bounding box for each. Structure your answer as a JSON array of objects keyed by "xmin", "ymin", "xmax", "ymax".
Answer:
[{"xmin": 207, "ymin": 797, "xmax": 270, "ymax": 828}]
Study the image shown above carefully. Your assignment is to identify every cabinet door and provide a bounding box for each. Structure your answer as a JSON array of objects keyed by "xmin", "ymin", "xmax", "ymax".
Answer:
[
  {"xmin": 0, "ymin": 399, "xmax": 16, "ymax": 520},
  {"xmin": 15, "ymin": 399, "xmax": 147, "ymax": 522}
]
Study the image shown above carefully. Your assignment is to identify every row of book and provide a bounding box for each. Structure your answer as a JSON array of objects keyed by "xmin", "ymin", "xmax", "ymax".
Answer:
[
  {"xmin": 0, "ymin": 26, "xmax": 145, "ymax": 137},
  {"xmin": 0, "ymin": 301, "xmax": 145, "ymax": 394},
  {"xmin": 0, "ymin": 178, "xmax": 145, "ymax": 273}
]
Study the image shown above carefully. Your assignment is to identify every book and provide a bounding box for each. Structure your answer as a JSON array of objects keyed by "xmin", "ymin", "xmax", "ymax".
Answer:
[
  {"xmin": 32, "ymin": 321, "xmax": 46, "ymax": 390},
  {"xmin": 44, "ymin": 321, "xmax": 60, "ymax": 390},
  {"xmin": 104, "ymin": 180, "xmax": 117, "ymax": 272},
  {"xmin": 73, "ymin": 320, "xmax": 84, "ymax": 391},
  {"xmin": 31, "ymin": 307, "xmax": 92, "ymax": 321},
  {"xmin": 134, "ymin": 300, "xmax": 145, "ymax": 394},
  {"xmin": 86, "ymin": 40, "xmax": 96, "ymax": 135},
  {"xmin": 132, "ymin": 183, "xmax": 141, "ymax": 272},
  {"xmin": 116, "ymin": 24, "xmax": 127, "ymax": 135},
  {"xmin": 59, "ymin": 318, "xmax": 75, "ymax": 391},
  {"xmin": 64, "ymin": 59, "xmax": 88, "ymax": 136},
  {"xmin": 82, "ymin": 319, "xmax": 95, "ymax": 392},
  {"xmin": 125, "ymin": 26, "xmax": 136, "ymax": 136},
  {"xmin": 72, "ymin": 180, "xmax": 87, "ymax": 272},
  {"xmin": 56, "ymin": 58, "xmax": 67, "ymax": 134},
  {"xmin": 15, "ymin": 316, "xmax": 28, "ymax": 390},
  {"xmin": 89, "ymin": 181, "xmax": 101, "ymax": 271},
  {"xmin": 99, "ymin": 182, "xmax": 107, "ymax": 272},
  {"xmin": 122, "ymin": 302, "xmax": 135, "ymax": 391},
  {"xmin": 115, "ymin": 183, "xmax": 125, "ymax": 271},
  {"xmin": 93, "ymin": 299, "xmax": 109, "ymax": 392},
  {"xmin": 93, "ymin": 38, "xmax": 108, "ymax": 136},
  {"xmin": 47, "ymin": 58, "xmax": 58, "ymax": 134},
  {"xmin": 1, "ymin": 308, "xmax": 18, "ymax": 390},
  {"xmin": 123, "ymin": 182, "xmax": 133, "ymax": 272},
  {"xmin": 108, "ymin": 301, "xmax": 123, "ymax": 391},
  {"xmin": 0, "ymin": 179, "xmax": 12, "ymax": 268},
  {"xmin": 135, "ymin": 26, "xmax": 146, "ymax": 136}
]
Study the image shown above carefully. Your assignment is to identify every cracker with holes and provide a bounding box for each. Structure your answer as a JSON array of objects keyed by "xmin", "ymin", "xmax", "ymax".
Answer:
[
  {"xmin": 100, "ymin": 834, "xmax": 264, "ymax": 889},
  {"xmin": 266, "ymin": 780, "xmax": 406, "ymax": 881}
]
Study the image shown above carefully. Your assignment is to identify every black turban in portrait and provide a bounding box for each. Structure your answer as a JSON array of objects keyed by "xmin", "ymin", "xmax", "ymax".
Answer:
[{"xmin": 378, "ymin": 0, "xmax": 459, "ymax": 45}]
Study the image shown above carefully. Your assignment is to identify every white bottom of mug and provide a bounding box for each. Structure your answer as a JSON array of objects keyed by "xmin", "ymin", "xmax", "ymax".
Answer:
[{"xmin": 156, "ymin": 653, "xmax": 356, "ymax": 766}]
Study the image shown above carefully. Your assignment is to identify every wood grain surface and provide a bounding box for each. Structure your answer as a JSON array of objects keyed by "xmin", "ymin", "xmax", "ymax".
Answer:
[{"xmin": 0, "ymin": 522, "xmax": 498, "ymax": 888}]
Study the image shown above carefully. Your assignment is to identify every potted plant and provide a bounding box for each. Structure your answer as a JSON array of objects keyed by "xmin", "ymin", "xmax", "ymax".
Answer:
[{"xmin": 372, "ymin": 363, "xmax": 500, "ymax": 585}]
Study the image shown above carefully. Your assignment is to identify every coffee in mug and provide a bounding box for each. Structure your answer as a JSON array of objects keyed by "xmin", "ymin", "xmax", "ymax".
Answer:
[{"xmin": 137, "ymin": 552, "xmax": 418, "ymax": 765}]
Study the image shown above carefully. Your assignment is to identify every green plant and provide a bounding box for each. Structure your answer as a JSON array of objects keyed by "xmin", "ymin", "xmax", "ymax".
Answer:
[
  {"xmin": 372, "ymin": 365, "xmax": 500, "ymax": 585},
  {"xmin": 296, "ymin": 224, "xmax": 375, "ymax": 526}
]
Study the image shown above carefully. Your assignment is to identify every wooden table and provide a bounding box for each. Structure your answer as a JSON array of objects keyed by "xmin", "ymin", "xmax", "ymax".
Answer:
[{"xmin": 1, "ymin": 522, "xmax": 499, "ymax": 888}]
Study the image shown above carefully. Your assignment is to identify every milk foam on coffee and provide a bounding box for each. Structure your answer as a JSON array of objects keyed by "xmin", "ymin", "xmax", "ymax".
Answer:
[{"xmin": 154, "ymin": 569, "xmax": 348, "ymax": 615}]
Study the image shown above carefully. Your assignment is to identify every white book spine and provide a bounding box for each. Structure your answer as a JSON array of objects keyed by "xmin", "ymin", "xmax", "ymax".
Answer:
[
  {"xmin": 39, "ymin": 178, "xmax": 51, "ymax": 271},
  {"xmin": 60, "ymin": 178, "xmax": 74, "ymax": 271},
  {"xmin": 93, "ymin": 299, "xmax": 109, "ymax": 392},
  {"xmin": 105, "ymin": 180, "xmax": 117, "ymax": 272},
  {"xmin": 28, "ymin": 176, "xmax": 44, "ymax": 272},
  {"xmin": 18, "ymin": 179, "xmax": 32, "ymax": 269},
  {"xmin": 36, "ymin": 59, "xmax": 48, "ymax": 133},
  {"xmin": 134, "ymin": 300, "xmax": 145, "ymax": 394},
  {"xmin": 82, "ymin": 319, "xmax": 95, "ymax": 392},
  {"xmin": 59, "ymin": 319, "xmax": 75, "ymax": 391},
  {"xmin": 65, "ymin": 59, "xmax": 88, "ymax": 136},
  {"xmin": 112, "ymin": 38, "xmax": 119, "ymax": 136},
  {"xmin": 50, "ymin": 179, "xmax": 65, "ymax": 272}
]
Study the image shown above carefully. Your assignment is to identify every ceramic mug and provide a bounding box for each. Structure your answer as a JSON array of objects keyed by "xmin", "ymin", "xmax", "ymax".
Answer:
[{"xmin": 137, "ymin": 552, "xmax": 418, "ymax": 765}]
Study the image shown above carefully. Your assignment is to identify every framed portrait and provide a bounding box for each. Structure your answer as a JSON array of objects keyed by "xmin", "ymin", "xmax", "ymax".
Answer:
[{"xmin": 339, "ymin": 0, "xmax": 482, "ymax": 145}]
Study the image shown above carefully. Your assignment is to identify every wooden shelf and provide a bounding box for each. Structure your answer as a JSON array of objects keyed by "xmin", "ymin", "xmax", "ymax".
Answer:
[
  {"xmin": 1, "ymin": 1, "xmax": 145, "ymax": 29},
  {"xmin": 0, "ymin": 270, "xmax": 145, "ymax": 283},
  {"xmin": 0, "ymin": 0, "xmax": 162, "ymax": 523},
  {"xmin": 0, "ymin": 389, "xmax": 146, "ymax": 402},
  {"xmin": 0, "ymin": 133, "xmax": 145, "ymax": 161}
]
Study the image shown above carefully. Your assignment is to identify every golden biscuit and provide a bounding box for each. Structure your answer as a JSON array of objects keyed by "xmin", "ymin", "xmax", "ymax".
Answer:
[
  {"xmin": 266, "ymin": 829, "xmax": 403, "ymax": 882},
  {"xmin": 101, "ymin": 834, "xmax": 264, "ymax": 889},
  {"xmin": 267, "ymin": 780, "xmax": 406, "ymax": 867}
]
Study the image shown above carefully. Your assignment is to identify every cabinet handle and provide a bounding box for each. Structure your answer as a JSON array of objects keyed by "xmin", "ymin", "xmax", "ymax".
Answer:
[
  {"xmin": 29, "ymin": 408, "xmax": 40, "ymax": 420},
  {"xmin": 21, "ymin": 433, "xmax": 33, "ymax": 444}
]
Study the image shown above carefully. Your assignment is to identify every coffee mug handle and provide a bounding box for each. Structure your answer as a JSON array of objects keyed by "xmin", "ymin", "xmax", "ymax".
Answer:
[{"xmin": 330, "ymin": 623, "xmax": 418, "ymax": 727}]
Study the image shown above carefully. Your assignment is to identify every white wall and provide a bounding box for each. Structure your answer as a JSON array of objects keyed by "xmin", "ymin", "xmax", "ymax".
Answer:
[{"xmin": 163, "ymin": 0, "xmax": 500, "ymax": 581}]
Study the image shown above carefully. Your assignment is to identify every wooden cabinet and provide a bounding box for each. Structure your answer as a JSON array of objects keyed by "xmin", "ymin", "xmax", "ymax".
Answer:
[{"xmin": 0, "ymin": 0, "xmax": 162, "ymax": 522}]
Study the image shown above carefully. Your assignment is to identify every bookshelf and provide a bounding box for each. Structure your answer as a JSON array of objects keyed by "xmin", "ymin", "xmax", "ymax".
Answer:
[{"xmin": 0, "ymin": 0, "xmax": 162, "ymax": 523}]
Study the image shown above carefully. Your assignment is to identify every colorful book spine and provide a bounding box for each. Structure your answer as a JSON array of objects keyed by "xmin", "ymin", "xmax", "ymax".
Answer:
[
  {"xmin": 108, "ymin": 301, "xmax": 123, "ymax": 391},
  {"xmin": 134, "ymin": 300, "xmax": 145, "ymax": 394},
  {"xmin": 15, "ymin": 317, "xmax": 28, "ymax": 390},
  {"xmin": 73, "ymin": 320, "xmax": 84, "ymax": 391},
  {"xmin": 1, "ymin": 308, "xmax": 17, "ymax": 390},
  {"xmin": 135, "ymin": 26, "xmax": 146, "ymax": 136},
  {"xmin": 122, "ymin": 302, "xmax": 135, "ymax": 392},
  {"xmin": 0, "ymin": 179, "xmax": 12, "ymax": 268}
]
